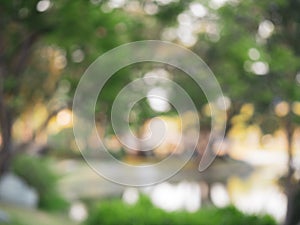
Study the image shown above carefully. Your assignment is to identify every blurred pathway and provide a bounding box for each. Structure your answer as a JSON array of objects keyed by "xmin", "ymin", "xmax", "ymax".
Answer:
[
  {"xmin": 56, "ymin": 157, "xmax": 253, "ymax": 201},
  {"xmin": 0, "ymin": 203, "xmax": 77, "ymax": 225}
]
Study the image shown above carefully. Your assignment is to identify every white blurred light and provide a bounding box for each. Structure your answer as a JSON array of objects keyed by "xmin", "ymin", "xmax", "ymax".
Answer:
[
  {"xmin": 72, "ymin": 49, "xmax": 85, "ymax": 63},
  {"xmin": 69, "ymin": 202, "xmax": 88, "ymax": 222},
  {"xmin": 150, "ymin": 182, "xmax": 201, "ymax": 212},
  {"xmin": 248, "ymin": 48, "xmax": 260, "ymax": 60},
  {"xmin": 144, "ymin": 2, "xmax": 159, "ymax": 15},
  {"xmin": 177, "ymin": 13, "xmax": 193, "ymax": 25},
  {"xmin": 216, "ymin": 96, "xmax": 231, "ymax": 111},
  {"xmin": 156, "ymin": 0, "xmax": 174, "ymax": 5},
  {"xmin": 123, "ymin": 188, "xmax": 139, "ymax": 205},
  {"xmin": 211, "ymin": 183, "xmax": 230, "ymax": 207},
  {"xmin": 144, "ymin": 69, "xmax": 170, "ymax": 85},
  {"xmin": 189, "ymin": 3, "xmax": 207, "ymax": 18},
  {"xmin": 258, "ymin": 20, "xmax": 274, "ymax": 39},
  {"xmin": 147, "ymin": 88, "xmax": 171, "ymax": 112},
  {"xmin": 233, "ymin": 187, "xmax": 287, "ymax": 222},
  {"xmin": 57, "ymin": 109, "xmax": 72, "ymax": 126},
  {"xmin": 177, "ymin": 26, "xmax": 197, "ymax": 47},
  {"xmin": 156, "ymin": 69, "xmax": 170, "ymax": 79},
  {"xmin": 36, "ymin": 0, "xmax": 51, "ymax": 12},
  {"xmin": 142, "ymin": 117, "xmax": 168, "ymax": 150},
  {"xmin": 251, "ymin": 61, "xmax": 269, "ymax": 75},
  {"xmin": 108, "ymin": 0, "xmax": 126, "ymax": 8},
  {"xmin": 177, "ymin": 26, "xmax": 192, "ymax": 39},
  {"xmin": 180, "ymin": 34, "xmax": 197, "ymax": 47},
  {"xmin": 209, "ymin": 0, "xmax": 228, "ymax": 9}
]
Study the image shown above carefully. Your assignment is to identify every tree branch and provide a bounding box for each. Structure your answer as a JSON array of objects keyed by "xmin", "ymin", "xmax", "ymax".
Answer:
[{"xmin": 14, "ymin": 102, "xmax": 71, "ymax": 154}]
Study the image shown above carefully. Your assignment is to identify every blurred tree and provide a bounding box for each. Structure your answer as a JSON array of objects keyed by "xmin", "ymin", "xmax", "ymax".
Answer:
[
  {"xmin": 1, "ymin": 0, "xmax": 299, "ymax": 223},
  {"xmin": 196, "ymin": 0, "xmax": 300, "ymax": 224},
  {"xmin": 0, "ymin": 0, "xmax": 189, "ymax": 172}
]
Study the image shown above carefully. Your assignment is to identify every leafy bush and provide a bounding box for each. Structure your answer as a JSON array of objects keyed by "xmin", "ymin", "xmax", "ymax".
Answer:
[
  {"xmin": 12, "ymin": 154, "xmax": 69, "ymax": 211},
  {"xmin": 86, "ymin": 195, "xmax": 276, "ymax": 225}
]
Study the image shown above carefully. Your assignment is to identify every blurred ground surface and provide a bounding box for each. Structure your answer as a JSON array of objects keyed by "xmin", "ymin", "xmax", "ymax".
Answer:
[{"xmin": 0, "ymin": 204, "xmax": 77, "ymax": 225}]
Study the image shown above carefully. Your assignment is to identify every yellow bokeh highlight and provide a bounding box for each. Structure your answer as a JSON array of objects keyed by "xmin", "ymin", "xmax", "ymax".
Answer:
[
  {"xmin": 292, "ymin": 101, "xmax": 300, "ymax": 116},
  {"xmin": 240, "ymin": 103, "xmax": 254, "ymax": 118}
]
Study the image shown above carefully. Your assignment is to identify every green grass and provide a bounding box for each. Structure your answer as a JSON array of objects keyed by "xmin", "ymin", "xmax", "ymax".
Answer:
[{"xmin": 86, "ymin": 195, "xmax": 277, "ymax": 225}]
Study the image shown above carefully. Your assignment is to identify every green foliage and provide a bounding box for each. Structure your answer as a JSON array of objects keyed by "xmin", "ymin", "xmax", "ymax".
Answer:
[
  {"xmin": 12, "ymin": 155, "xmax": 69, "ymax": 211},
  {"xmin": 200, "ymin": 0, "xmax": 300, "ymax": 134},
  {"xmin": 156, "ymin": 2, "xmax": 187, "ymax": 25},
  {"xmin": 48, "ymin": 128, "xmax": 80, "ymax": 158},
  {"xmin": 85, "ymin": 195, "xmax": 276, "ymax": 225}
]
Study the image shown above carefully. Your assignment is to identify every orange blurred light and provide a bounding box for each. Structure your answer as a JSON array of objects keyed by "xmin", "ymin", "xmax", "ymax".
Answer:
[{"xmin": 275, "ymin": 101, "xmax": 289, "ymax": 117}]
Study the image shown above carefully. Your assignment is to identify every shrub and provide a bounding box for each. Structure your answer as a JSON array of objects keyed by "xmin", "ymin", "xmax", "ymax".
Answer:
[
  {"xmin": 12, "ymin": 154, "xmax": 69, "ymax": 211},
  {"xmin": 85, "ymin": 195, "xmax": 276, "ymax": 225}
]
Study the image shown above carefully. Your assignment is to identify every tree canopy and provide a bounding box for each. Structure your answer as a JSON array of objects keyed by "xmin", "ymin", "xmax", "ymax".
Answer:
[{"xmin": 1, "ymin": 0, "xmax": 300, "ymax": 223}]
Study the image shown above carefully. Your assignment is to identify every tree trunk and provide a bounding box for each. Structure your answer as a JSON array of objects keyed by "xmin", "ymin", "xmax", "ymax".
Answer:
[
  {"xmin": 283, "ymin": 114, "xmax": 300, "ymax": 225},
  {"xmin": 0, "ymin": 75, "xmax": 13, "ymax": 176},
  {"xmin": 285, "ymin": 186, "xmax": 300, "ymax": 225}
]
